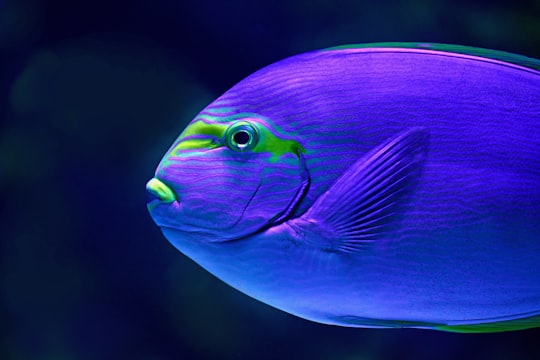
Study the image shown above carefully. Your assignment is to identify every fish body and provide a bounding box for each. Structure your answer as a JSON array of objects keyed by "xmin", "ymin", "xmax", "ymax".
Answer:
[{"xmin": 147, "ymin": 43, "xmax": 540, "ymax": 332}]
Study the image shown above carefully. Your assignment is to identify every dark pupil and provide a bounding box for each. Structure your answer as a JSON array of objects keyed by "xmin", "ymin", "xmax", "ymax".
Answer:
[{"xmin": 233, "ymin": 130, "xmax": 250, "ymax": 145}]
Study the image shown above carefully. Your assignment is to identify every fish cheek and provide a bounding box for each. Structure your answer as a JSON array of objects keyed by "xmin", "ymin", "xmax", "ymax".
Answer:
[
  {"xmin": 240, "ymin": 152, "xmax": 308, "ymax": 227},
  {"xmin": 164, "ymin": 147, "xmax": 306, "ymax": 240},
  {"xmin": 184, "ymin": 152, "xmax": 302, "ymax": 239},
  {"xmin": 173, "ymin": 152, "xmax": 264, "ymax": 235}
]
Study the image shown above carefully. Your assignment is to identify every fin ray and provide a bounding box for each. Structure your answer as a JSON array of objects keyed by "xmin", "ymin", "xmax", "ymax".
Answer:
[{"xmin": 294, "ymin": 127, "xmax": 429, "ymax": 252}]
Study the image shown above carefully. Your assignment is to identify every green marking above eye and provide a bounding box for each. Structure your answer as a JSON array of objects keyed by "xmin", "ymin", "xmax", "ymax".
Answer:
[
  {"xmin": 225, "ymin": 121, "xmax": 259, "ymax": 151},
  {"xmin": 171, "ymin": 116, "xmax": 305, "ymax": 160},
  {"xmin": 224, "ymin": 119, "xmax": 306, "ymax": 161}
]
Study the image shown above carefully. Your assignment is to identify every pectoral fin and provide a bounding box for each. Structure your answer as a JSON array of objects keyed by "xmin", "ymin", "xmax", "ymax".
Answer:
[{"xmin": 291, "ymin": 127, "xmax": 429, "ymax": 252}]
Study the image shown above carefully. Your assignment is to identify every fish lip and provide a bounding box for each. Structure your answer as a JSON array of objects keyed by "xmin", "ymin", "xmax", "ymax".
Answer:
[
  {"xmin": 147, "ymin": 196, "xmax": 181, "ymax": 212},
  {"xmin": 146, "ymin": 177, "xmax": 178, "ymax": 201},
  {"xmin": 146, "ymin": 191, "xmax": 181, "ymax": 214}
]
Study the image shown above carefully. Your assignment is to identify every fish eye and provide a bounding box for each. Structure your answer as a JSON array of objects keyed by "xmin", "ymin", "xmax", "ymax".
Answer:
[
  {"xmin": 233, "ymin": 130, "xmax": 250, "ymax": 145},
  {"xmin": 225, "ymin": 121, "xmax": 258, "ymax": 151}
]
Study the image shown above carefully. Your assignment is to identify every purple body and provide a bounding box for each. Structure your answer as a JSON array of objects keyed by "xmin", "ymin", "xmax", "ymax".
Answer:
[{"xmin": 148, "ymin": 44, "xmax": 540, "ymax": 331}]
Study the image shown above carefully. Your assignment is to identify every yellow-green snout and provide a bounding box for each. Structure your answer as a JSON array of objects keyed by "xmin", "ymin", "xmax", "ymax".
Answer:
[{"xmin": 146, "ymin": 178, "xmax": 176, "ymax": 203}]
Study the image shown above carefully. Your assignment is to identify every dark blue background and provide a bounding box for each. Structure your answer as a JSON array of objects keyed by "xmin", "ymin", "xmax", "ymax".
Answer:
[{"xmin": 2, "ymin": 0, "xmax": 540, "ymax": 359}]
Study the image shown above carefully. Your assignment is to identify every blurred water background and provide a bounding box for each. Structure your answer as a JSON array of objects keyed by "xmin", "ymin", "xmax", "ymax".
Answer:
[{"xmin": 1, "ymin": 0, "xmax": 540, "ymax": 359}]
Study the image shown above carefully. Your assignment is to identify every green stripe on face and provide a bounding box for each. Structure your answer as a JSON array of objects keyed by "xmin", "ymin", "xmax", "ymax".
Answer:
[
  {"xmin": 174, "ymin": 138, "xmax": 220, "ymax": 151},
  {"xmin": 177, "ymin": 120, "xmax": 228, "ymax": 141},
  {"xmin": 171, "ymin": 116, "xmax": 305, "ymax": 161},
  {"xmin": 251, "ymin": 122, "xmax": 305, "ymax": 162},
  {"xmin": 171, "ymin": 120, "xmax": 227, "ymax": 153}
]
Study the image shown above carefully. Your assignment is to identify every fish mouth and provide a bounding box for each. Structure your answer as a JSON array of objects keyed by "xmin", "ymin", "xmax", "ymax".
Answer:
[{"xmin": 146, "ymin": 177, "xmax": 178, "ymax": 204}]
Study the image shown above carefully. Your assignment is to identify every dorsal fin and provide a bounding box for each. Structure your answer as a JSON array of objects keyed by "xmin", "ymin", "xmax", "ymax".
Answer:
[{"xmin": 324, "ymin": 42, "xmax": 540, "ymax": 72}]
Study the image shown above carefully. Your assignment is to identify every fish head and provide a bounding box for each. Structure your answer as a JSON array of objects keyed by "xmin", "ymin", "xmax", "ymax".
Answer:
[{"xmin": 146, "ymin": 112, "xmax": 308, "ymax": 242}]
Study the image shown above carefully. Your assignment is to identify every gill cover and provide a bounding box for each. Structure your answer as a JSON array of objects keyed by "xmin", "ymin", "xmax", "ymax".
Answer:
[{"xmin": 153, "ymin": 113, "xmax": 309, "ymax": 241}]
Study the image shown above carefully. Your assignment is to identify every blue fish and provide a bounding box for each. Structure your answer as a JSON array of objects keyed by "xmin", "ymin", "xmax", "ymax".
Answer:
[{"xmin": 146, "ymin": 43, "xmax": 540, "ymax": 332}]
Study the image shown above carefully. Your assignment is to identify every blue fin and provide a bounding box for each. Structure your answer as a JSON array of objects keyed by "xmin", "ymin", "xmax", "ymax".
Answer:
[
  {"xmin": 331, "ymin": 315, "xmax": 439, "ymax": 329},
  {"xmin": 324, "ymin": 42, "xmax": 540, "ymax": 72},
  {"xmin": 436, "ymin": 312, "xmax": 540, "ymax": 333},
  {"xmin": 332, "ymin": 312, "xmax": 540, "ymax": 332},
  {"xmin": 292, "ymin": 128, "xmax": 429, "ymax": 252}
]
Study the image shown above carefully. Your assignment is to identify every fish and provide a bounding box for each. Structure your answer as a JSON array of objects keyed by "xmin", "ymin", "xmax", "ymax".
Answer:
[{"xmin": 146, "ymin": 43, "xmax": 540, "ymax": 332}]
